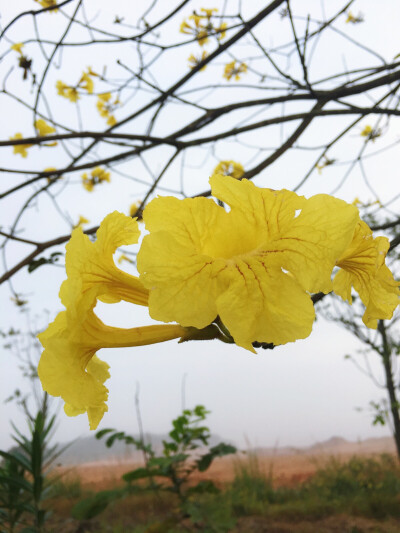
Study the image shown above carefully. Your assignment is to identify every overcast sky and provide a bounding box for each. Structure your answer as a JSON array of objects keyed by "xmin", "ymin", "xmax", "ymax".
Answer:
[{"xmin": 1, "ymin": 0, "xmax": 399, "ymax": 451}]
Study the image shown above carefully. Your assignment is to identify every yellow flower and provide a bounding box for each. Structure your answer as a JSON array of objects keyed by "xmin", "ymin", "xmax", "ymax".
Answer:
[
  {"xmin": 345, "ymin": 11, "xmax": 363, "ymax": 24},
  {"xmin": 96, "ymin": 92, "xmax": 119, "ymax": 125},
  {"xmin": 10, "ymin": 133, "xmax": 33, "ymax": 158},
  {"xmin": 11, "ymin": 42, "xmax": 24, "ymax": 54},
  {"xmin": 315, "ymin": 156, "xmax": 336, "ymax": 174},
  {"xmin": 223, "ymin": 60, "xmax": 248, "ymax": 81},
  {"xmin": 81, "ymin": 167, "xmax": 111, "ymax": 192},
  {"xmin": 333, "ymin": 220, "xmax": 399, "ymax": 328},
  {"xmin": 212, "ymin": 160, "xmax": 244, "ymax": 179},
  {"xmin": 360, "ymin": 125, "xmax": 381, "ymax": 142},
  {"xmin": 188, "ymin": 51, "xmax": 208, "ymax": 70},
  {"xmin": 56, "ymin": 80, "xmax": 79, "ymax": 102},
  {"xmin": 216, "ymin": 22, "xmax": 227, "ymax": 40},
  {"xmin": 180, "ymin": 15, "xmax": 209, "ymax": 46},
  {"xmin": 34, "ymin": 119, "xmax": 58, "ymax": 147},
  {"xmin": 199, "ymin": 8, "xmax": 218, "ymax": 18},
  {"xmin": 35, "ymin": 119, "xmax": 55, "ymax": 136},
  {"xmin": 73, "ymin": 215, "xmax": 90, "ymax": 228},
  {"xmin": 79, "ymin": 71, "xmax": 94, "ymax": 94},
  {"xmin": 38, "ymin": 212, "xmax": 186, "ymax": 429},
  {"xmin": 34, "ymin": 0, "xmax": 58, "ymax": 11},
  {"xmin": 361, "ymin": 125, "xmax": 372, "ymax": 137},
  {"xmin": 137, "ymin": 175, "xmax": 359, "ymax": 352}
]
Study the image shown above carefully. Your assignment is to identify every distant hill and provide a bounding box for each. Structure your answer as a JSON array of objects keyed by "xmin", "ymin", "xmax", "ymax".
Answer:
[
  {"xmin": 56, "ymin": 432, "xmax": 234, "ymax": 466},
  {"xmin": 247, "ymin": 435, "xmax": 396, "ymax": 458}
]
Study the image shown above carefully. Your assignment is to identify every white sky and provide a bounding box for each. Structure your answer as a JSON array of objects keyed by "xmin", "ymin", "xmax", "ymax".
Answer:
[{"xmin": 1, "ymin": 0, "xmax": 399, "ymax": 451}]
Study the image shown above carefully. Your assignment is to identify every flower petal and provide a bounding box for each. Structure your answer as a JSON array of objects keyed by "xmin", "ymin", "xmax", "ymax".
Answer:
[
  {"xmin": 60, "ymin": 211, "xmax": 148, "ymax": 309},
  {"xmin": 216, "ymin": 259, "xmax": 315, "ymax": 351}
]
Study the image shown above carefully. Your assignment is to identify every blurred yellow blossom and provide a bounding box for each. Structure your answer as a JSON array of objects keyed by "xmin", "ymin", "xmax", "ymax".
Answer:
[
  {"xmin": 73, "ymin": 215, "xmax": 90, "ymax": 228},
  {"xmin": 216, "ymin": 22, "xmax": 227, "ymax": 40},
  {"xmin": 35, "ymin": 119, "xmax": 55, "ymax": 136},
  {"xmin": 96, "ymin": 92, "xmax": 119, "ymax": 126},
  {"xmin": 11, "ymin": 43, "xmax": 24, "ymax": 54},
  {"xmin": 346, "ymin": 11, "xmax": 364, "ymax": 24},
  {"xmin": 212, "ymin": 160, "xmax": 244, "ymax": 179},
  {"xmin": 188, "ymin": 51, "xmax": 208, "ymax": 70},
  {"xmin": 10, "ymin": 133, "xmax": 33, "ymax": 158},
  {"xmin": 315, "ymin": 156, "xmax": 336, "ymax": 174},
  {"xmin": 199, "ymin": 8, "xmax": 218, "ymax": 18},
  {"xmin": 333, "ymin": 220, "xmax": 399, "ymax": 328},
  {"xmin": 56, "ymin": 80, "xmax": 79, "ymax": 102},
  {"xmin": 137, "ymin": 174, "xmax": 360, "ymax": 352},
  {"xmin": 180, "ymin": 15, "xmax": 209, "ymax": 46},
  {"xmin": 361, "ymin": 125, "xmax": 381, "ymax": 142},
  {"xmin": 44, "ymin": 167, "xmax": 59, "ymax": 183},
  {"xmin": 56, "ymin": 69, "xmax": 96, "ymax": 102},
  {"xmin": 81, "ymin": 167, "xmax": 111, "ymax": 192},
  {"xmin": 223, "ymin": 60, "xmax": 247, "ymax": 81},
  {"xmin": 79, "ymin": 71, "xmax": 94, "ymax": 94},
  {"xmin": 34, "ymin": 0, "xmax": 58, "ymax": 11},
  {"xmin": 38, "ymin": 212, "xmax": 186, "ymax": 429}
]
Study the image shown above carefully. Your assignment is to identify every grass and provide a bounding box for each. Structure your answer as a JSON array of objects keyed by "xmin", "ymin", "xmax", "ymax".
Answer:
[
  {"xmin": 45, "ymin": 453, "xmax": 400, "ymax": 532},
  {"xmin": 47, "ymin": 475, "xmax": 83, "ymax": 499}
]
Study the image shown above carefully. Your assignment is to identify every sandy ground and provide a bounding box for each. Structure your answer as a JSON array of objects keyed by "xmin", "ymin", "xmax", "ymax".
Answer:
[{"xmin": 57, "ymin": 436, "xmax": 397, "ymax": 490}]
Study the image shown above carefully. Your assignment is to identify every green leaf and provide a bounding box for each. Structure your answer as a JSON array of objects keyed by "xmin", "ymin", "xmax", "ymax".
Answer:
[
  {"xmin": 95, "ymin": 428, "xmax": 115, "ymax": 439},
  {"xmin": 185, "ymin": 480, "xmax": 220, "ymax": 496},
  {"xmin": 71, "ymin": 488, "xmax": 126, "ymax": 520},
  {"xmin": 0, "ymin": 450, "xmax": 31, "ymax": 472},
  {"xmin": 122, "ymin": 467, "xmax": 160, "ymax": 483},
  {"xmin": 27, "ymin": 252, "xmax": 62, "ymax": 273}
]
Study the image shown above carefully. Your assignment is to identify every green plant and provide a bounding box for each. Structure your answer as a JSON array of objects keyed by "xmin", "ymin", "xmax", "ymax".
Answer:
[
  {"xmin": 72, "ymin": 405, "xmax": 236, "ymax": 531},
  {"xmin": 0, "ymin": 397, "xmax": 63, "ymax": 532}
]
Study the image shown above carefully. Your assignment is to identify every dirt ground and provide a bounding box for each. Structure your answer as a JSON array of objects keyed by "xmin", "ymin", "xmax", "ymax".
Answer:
[
  {"xmin": 58, "ymin": 435, "xmax": 397, "ymax": 491},
  {"xmin": 51, "ymin": 438, "xmax": 400, "ymax": 533}
]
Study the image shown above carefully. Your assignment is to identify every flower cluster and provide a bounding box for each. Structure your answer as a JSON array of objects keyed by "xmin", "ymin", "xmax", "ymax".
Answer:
[
  {"xmin": 81, "ymin": 167, "xmax": 111, "ymax": 192},
  {"xmin": 223, "ymin": 60, "xmax": 248, "ymax": 81},
  {"xmin": 181, "ymin": 7, "xmax": 226, "ymax": 71},
  {"xmin": 56, "ymin": 68, "xmax": 97, "ymax": 102},
  {"xmin": 38, "ymin": 175, "xmax": 399, "ymax": 429},
  {"xmin": 96, "ymin": 92, "xmax": 120, "ymax": 126},
  {"xmin": 180, "ymin": 8, "xmax": 226, "ymax": 46}
]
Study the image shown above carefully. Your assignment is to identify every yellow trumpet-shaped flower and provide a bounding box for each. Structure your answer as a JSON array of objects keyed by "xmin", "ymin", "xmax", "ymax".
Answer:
[
  {"xmin": 212, "ymin": 160, "xmax": 244, "ymax": 179},
  {"xmin": 38, "ymin": 212, "xmax": 186, "ymax": 429},
  {"xmin": 137, "ymin": 175, "xmax": 359, "ymax": 352},
  {"xmin": 333, "ymin": 220, "xmax": 399, "ymax": 328}
]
